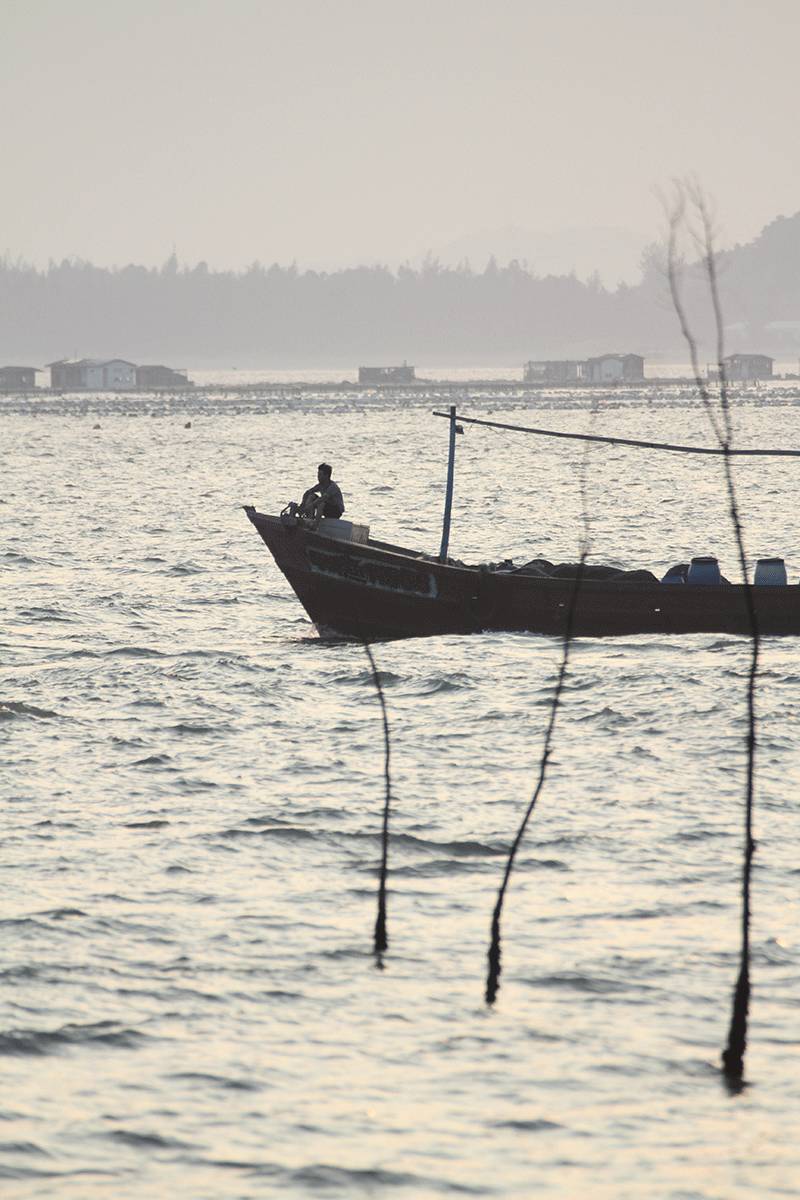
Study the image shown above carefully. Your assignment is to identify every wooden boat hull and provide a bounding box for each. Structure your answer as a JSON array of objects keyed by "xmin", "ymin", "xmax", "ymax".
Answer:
[{"xmin": 244, "ymin": 508, "xmax": 800, "ymax": 640}]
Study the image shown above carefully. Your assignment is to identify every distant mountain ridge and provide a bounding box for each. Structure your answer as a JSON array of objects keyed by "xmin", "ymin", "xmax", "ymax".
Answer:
[{"xmin": 1, "ymin": 212, "xmax": 798, "ymax": 365}]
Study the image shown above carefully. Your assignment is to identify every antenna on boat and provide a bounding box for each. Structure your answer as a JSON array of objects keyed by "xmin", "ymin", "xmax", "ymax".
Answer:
[{"xmin": 439, "ymin": 403, "xmax": 463, "ymax": 561}]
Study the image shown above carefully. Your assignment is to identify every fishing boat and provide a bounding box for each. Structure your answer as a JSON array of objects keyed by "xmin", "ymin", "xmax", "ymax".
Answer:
[
  {"xmin": 244, "ymin": 408, "xmax": 800, "ymax": 641},
  {"xmin": 244, "ymin": 506, "xmax": 800, "ymax": 640}
]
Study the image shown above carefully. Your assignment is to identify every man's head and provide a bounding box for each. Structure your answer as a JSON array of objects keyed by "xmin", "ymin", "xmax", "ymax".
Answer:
[{"xmin": 317, "ymin": 462, "xmax": 332, "ymax": 484}]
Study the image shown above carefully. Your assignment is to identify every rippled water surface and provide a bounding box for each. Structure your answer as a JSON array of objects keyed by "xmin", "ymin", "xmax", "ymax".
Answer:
[{"xmin": 2, "ymin": 386, "xmax": 800, "ymax": 1198}]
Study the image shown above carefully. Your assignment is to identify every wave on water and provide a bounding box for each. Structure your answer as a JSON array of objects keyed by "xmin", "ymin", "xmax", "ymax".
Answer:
[
  {"xmin": 103, "ymin": 646, "xmax": 165, "ymax": 658},
  {"xmin": 574, "ymin": 705, "xmax": 635, "ymax": 729},
  {"xmin": 214, "ymin": 824, "xmax": 318, "ymax": 842},
  {"xmin": 521, "ymin": 970, "xmax": 653, "ymax": 995},
  {"xmin": 17, "ymin": 607, "xmax": 75, "ymax": 623},
  {"xmin": 36, "ymin": 908, "xmax": 87, "ymax": 920},
  {"xmin": 104, "ymin": 1130, "xmax": 195, "ymax": 1150},
  {"xmin": 167, "ymin": 722, "xmax": 218, "ymax": 735},
  {"xmin": 183, "ymin": 595, "xmax": 241, "ymax": 607},
  {"xmin": 2, "ymin": 551, "xmax": 36, "ymax": 565},
  {"xmin": 492, "ymin": 1118, "xmax": 563, "ymax": 1132},
  {"xmin": 53, "ymin": 648, "xmax": 101, "ymax": 661},
  {"xmin": 241, "ymin": 808, "xmax": 347, "ymax": 825},
  {"xmin": 168, "ymin": 1071, "xmax": 262, "ymax": 1092},
  {"xmin": 414, "ymin": 673, "xmax": 474, "ymax": 696},
  {"xmin": 0, "ymin": 918, "xmax": 46, "ymax": 933},
  {"xmin": 0, "ymin": 1021, "xmax": 149, "ymax": 1057},
  {"xmin": 381, "ymin": 831, "xmax": 508, "ymax": 856},
  {"xmin": 163, "ymin": 563, "xmax": 206, "ymax": 577},
  {"xmin": 330, "ymin": 668, "xmax": 404, "ymax": 687},
  {"xmin": 668, "ymin": 827, "xmax": 733, "ymax": 843},
  {"xmin": 0, "ymin": 965, "xmax": 41, "ymax": 980},
  {"xmin": 0, "ymin": 1142, "xmax": 51, "ymax": 1158},
  {"xmin": 387, "ymin": 853, "xmax": 567, "ymax": 878},
  {"xmin": 213, "ymin": 823, "xmax": 511, "ymax": 857},
  {"xmin": 285, "ymin": 1164, "xmax": 487, "ymax": 1194},
  {"xmin": 0, "ymin": 701, "xmax": 60, "ymax": 720},
  {"xmin": 332, "ymin": 668, "xmax": 474, "ymax": 695}
]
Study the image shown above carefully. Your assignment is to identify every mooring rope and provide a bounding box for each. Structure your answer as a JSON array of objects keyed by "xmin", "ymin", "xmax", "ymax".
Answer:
[
  {"xmin": 432, "ymin": 411, "xmax": 800, "ymax": 457},
  {"xmin": 362, "ymin": 641, "xmax": 392, "ymax": 962}
]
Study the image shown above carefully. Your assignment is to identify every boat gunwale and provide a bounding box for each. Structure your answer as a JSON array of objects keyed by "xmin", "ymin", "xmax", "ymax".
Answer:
[{"xmin": 245, "ymin": 509, "xmax": 798, "ymax": 599}]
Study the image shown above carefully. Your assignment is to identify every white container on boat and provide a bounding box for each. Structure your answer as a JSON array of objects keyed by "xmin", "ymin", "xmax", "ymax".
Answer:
[
  {"xmin": 317, "ymin": 519, "xmax": 370, "ymax": 544},
  {"xmin": 687, "ymin": 556, "xmax": 721, "ymax": 585},
  {"xmin": 754, "ymin": 557, "xmax": 787, "ymax": 585}
]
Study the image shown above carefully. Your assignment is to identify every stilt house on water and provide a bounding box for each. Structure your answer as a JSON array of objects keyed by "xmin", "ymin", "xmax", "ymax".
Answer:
[
  {"xmin": 524, "ymin": 353, "xmax": 644, "ymax": 384},
  {"xmin": 523, "ymin": 360, "xmax": 587, "ymax": 384},
  {"xmin": 722, "ymin": 354, "xmax": 774, "ymax": 381},
  {"xmin": 584, "ymin": 353, "xmax": 644, "ymax": 382},
  {"xmin": 358, "ymin": 363, "xmax": 416, "ymax": 384},
  {"xmin": 135, "ymin": 365, "xmax": 191, "ymax": 388},
  {"xmin": 47, "ymin": 359, "xmax": 137, "ymax": 390},
  {"xmin": 46, "ymin": 359, "xmax": 192, "ymax": 390},
  {"xmin": 0, "ymin": 366, "xmax": 40, "ymax": 390}
]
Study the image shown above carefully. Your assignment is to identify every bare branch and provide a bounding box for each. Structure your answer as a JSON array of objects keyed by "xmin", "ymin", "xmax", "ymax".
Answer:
[
  {"xmin": 665, "ymin": 178, "xmax": 759, "ymax": 1086},
  {"xmin": 663, "ymin": 183, "xmax": 725, "ymax": 444}
]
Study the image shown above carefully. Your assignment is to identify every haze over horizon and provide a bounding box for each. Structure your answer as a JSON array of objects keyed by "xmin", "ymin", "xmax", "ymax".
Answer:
[{"xmin": 2, "ymin": 0, "xmax": 798, "ymax": 283}]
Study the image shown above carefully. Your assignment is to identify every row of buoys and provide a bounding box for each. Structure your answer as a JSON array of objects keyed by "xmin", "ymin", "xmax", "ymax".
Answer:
[{"xmin": 661, "ymin": 556, "xmax": 788, "ymax": 586}]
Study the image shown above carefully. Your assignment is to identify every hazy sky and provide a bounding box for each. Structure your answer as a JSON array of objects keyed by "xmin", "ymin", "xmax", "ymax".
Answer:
[{"xmin": 1, "ymin": 0, "xmax": 798, "ymax": 274}]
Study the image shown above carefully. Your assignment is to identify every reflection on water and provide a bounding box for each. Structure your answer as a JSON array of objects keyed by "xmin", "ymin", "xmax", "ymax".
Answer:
[{"xmin": 1, "ymin": 385, "xmax": 799, "ymax": 1198}]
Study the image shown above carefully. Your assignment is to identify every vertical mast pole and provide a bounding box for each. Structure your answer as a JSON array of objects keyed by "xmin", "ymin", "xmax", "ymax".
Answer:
[{"xmin": 439, "ymin": 404, "xmax": 457, "ymax": 562}]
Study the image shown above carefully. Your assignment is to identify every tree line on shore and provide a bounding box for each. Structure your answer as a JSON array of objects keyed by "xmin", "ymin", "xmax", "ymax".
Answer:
[{"xmin": 1, "ymin": 213, "xmax": 797, "ymax": 366}]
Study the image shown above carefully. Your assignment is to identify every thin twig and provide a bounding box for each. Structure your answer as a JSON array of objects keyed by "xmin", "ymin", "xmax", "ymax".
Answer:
[
  {"xmin": 664, "ymin": 188, "xmax": 724, "ymax": 444},
  {"xmin": 485, "ymin": 413, "xmax": 596, "ymax": 1005},
  {"xmin": 666, "ymin": 180, "xmax": 759, "ymax": 1084},
  {"xmin": 362, "ymin": 641, "xmax": 392, "ymax": 962}
]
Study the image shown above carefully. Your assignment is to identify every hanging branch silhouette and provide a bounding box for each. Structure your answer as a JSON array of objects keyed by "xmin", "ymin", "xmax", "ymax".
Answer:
[
  {"xmin": 485, "ymin": 414, "xmax": 596, "ymax": 1006},
  {"xmin": 362, "ymin": 641, "xmax": 392, "ymax": 963},
  {"xmin": 666, "ymin": 180, "xmax": 759, "ymax": 1085}
]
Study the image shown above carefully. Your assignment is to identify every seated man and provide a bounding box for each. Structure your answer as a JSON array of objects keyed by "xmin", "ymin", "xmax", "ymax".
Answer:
[{"xmin": 299, "ymin": 462, "xmax": 345, "ymax": 523}]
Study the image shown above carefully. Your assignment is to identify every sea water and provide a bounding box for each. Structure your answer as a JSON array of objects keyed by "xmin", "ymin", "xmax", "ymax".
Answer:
[{"xmin": 2, "ymin": 384, "xmax": 799, "ymax": 1198}]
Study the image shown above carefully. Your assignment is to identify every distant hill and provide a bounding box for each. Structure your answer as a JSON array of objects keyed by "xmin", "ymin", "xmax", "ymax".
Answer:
[
  {"xmin": 0, "ymin": 212, "xmax": 798, "ymax": 366},
  {"xmin": 720, "ymin": 212, "xmax": 800, "ymax": 352},
  {"xmin": 628, "ymin": 209, "xmax": 800, "ymax": 360}
]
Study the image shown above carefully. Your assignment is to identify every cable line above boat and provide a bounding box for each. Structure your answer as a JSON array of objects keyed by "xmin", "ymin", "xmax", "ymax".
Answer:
[{"xmin": 431, "ymin": 411, "xmax": 800, "ymax": 457}]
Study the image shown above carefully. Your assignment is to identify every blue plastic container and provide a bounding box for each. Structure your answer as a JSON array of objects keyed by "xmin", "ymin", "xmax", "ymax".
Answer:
[
  {"xmin": 687, "ymin": 556, "xmax": 721, "ymax": 585},
  {"xmin": 754, "ymin": 557, "xmax": 787, "ymax": 586}
]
